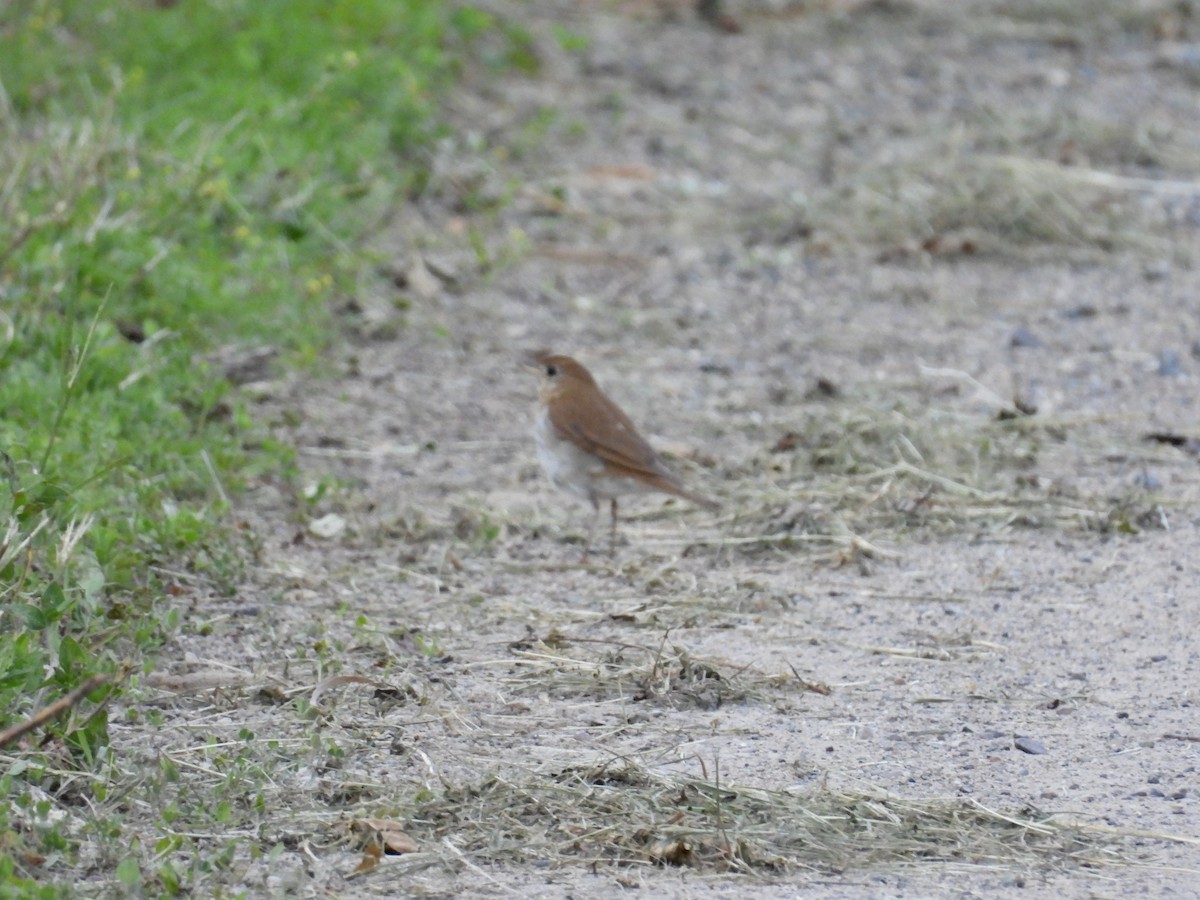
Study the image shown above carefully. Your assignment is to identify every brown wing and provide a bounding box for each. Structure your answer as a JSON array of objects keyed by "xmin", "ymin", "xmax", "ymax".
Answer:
[{"xmin": 547, "ymin": 387, "xmax": 682, "ymax": 486}]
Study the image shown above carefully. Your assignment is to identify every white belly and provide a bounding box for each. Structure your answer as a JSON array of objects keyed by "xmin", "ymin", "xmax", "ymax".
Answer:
[
  {"xmin": 534, "ymin": 409, "xmax": 646, "ymax": 505},
  {"xmin": 535, "ymin": 409, "xmax": 600, "ymax": 501}
]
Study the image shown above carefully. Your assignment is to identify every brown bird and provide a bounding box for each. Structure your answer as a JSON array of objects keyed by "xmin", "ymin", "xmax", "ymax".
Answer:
[{"xmin": 527, "ymin": 351, "xmax": 718, "ymax": 561}]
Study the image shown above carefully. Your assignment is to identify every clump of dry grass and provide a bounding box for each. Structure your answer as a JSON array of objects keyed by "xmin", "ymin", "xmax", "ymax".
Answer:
[
  {"xmin": 502, "ymin": 634, "xmax": 794, "ymax": 709},
  {"xmin": 467, "ymin": 391, "xmax": 1179, "ymax": 572},
  {"xmin": 645, "ymin": 393, "xmax": 1180, "ymax": 567},
  {"xmin": 393, "ymin": 760, "xmax": 1137, "ymax": 876},
  {"xmin": 974, "ymin": 110, "xmax": 1200, "ymax": 175},
  {"xmin": 810, "ymin": 150, "xmax": 1193, "ymax": 260},
  {"xmin": 991, "ymin": 0, "xmax": 1179, "ymax": 34}
]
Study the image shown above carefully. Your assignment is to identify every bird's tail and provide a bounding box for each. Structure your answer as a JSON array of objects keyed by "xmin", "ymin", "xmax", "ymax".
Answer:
[{"xmin": 652, "ymin": 477, "xmax": 720, "ymax": 512}]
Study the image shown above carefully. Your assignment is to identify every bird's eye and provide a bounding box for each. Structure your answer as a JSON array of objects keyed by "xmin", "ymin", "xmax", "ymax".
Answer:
[{"xmin": 546, "ymin": 364, "xmax": 558, "ymax": 377}]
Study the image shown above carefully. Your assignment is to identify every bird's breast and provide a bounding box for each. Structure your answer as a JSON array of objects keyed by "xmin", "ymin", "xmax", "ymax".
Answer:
[{"xmin": 534, "ymin": 408, "xmax": 602, "ymax": 500}]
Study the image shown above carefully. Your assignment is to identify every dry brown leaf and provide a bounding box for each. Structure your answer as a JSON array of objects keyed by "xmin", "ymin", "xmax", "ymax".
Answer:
[
  {"xmin": 311, "ymin": 674, "xmax": 389, "ymax": 707},
  {"xmin": 647, "ymin": 839, "xmax": 694, "ymax": 866},
  {"xmin": 584, "ymin": 164, "xmax": 655, "ymax": 181},
  {"xmin": 380, "ymin": 830, "xmax": 419, "ymax": 854},
  {"xmin": 352, "ymin": 818, "xmax": 420, "ymax": 855},
  {"xmin": 144, "ymin": 669, "xmax": 255, "ymax": 693},
  {"xmin": 352, "ymin": 836, "xmax": 382, "ymax": 875}
]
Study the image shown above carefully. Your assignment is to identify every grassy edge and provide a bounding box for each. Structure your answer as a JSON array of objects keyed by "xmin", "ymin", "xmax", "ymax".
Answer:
[{"xmin": 0, "ymin": 1, "xmax": 538, "ymax": 892}]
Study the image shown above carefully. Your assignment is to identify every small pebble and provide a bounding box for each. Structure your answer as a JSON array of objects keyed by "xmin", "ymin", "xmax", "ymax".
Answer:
[
  {"xmin": 1010, "ymin": 325, "xmax": 1042, "ymax": 348},
  {"xmin": 1143, "ymin": 260, "xmax": 1170, "ymax": 281},
  {"xmin": 1134, "ymin": 470, "xmax": 1163, "ymax": 490},
  {"xmin": 1158, "ymin": 350, "xmax": 1183, "ymax": 377},
  {"xmin": 1014, "ymin": 736, "xmax": 1046, "ymax": 755},
  {"xmin": 1062, "ymin": 304, "xmax": 1098, "ymax": 320},
  {"xmin": 308, "ymin": 513, "xmax": 347, "ymax": 539}
]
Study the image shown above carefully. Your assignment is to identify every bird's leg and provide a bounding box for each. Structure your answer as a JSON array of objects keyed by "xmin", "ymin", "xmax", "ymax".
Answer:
[
  {"xmin": 609, "ymin": 498, "xmax": 619, "ymax": 558},
  {"xmin": 581, "ymin": 499, "xmax": 600, "ymax": 563}
]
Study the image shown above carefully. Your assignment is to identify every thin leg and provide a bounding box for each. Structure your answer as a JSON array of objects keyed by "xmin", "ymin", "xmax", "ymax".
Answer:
[
  {"xmin": 609, "ymin": 498, "xmax": 619, "ymax": 558},
  {"xmin": 581, "ymin": 501, "xmax": 600, "ymax": 563}
]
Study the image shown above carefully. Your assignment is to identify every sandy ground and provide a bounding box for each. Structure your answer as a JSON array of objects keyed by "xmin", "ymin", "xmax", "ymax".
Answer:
[{"xmin": 125, "ymin": 2, "xmax": 1200, "ymax": 896}]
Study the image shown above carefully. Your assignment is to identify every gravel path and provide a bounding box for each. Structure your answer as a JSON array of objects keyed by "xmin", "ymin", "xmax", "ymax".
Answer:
[{"xmin": 133, "ymin": 2, "xmax": 1200, "ymax": 895}]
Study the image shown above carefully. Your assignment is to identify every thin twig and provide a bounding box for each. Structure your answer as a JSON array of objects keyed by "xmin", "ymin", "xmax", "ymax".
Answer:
[{"xmin": 0, "ymin": 673, "xmax": 110, "ymax": 749}]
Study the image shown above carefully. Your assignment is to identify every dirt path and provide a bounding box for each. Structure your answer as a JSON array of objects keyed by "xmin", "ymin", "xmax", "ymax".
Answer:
[{"xmin": 129, "ymin": 2, "xmax": 1200, "ymax": 895}]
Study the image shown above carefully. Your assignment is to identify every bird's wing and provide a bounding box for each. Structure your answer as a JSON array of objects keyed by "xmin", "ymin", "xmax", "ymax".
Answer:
[
  {"xmin": 549, "ymin": 388, "xmax": 719, "ymax": 509},
  {"xmin": 548, "ymin": 389, "xmax": 680, "ymax": 484}
]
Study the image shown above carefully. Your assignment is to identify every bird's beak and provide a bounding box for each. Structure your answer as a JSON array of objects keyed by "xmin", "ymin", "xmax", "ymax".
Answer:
[{"xmin": 522, "ymin": 348, "xmax": 550, "ymax": 372}]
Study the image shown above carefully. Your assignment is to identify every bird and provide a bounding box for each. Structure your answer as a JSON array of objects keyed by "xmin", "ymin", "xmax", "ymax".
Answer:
[{"xmin": 526, "ymin": 351, "xmax": 718, "ymax": 561}]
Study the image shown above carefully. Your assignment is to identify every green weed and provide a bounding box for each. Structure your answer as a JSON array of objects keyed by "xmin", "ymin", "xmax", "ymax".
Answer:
[{"xmin": 0, "ymin": 0, "xmax": 520, "ymax": 890}]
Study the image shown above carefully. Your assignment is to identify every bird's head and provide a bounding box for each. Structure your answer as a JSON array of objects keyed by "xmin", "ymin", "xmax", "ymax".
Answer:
[{"xmin": 524, "ymin": 351, "xmax": 596, "ymax": 403}]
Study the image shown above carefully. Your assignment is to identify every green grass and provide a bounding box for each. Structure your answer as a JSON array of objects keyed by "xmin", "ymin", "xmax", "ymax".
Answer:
[{"xmin": 0, "ymin": 0, "xmax": 526, "ymax": 890}]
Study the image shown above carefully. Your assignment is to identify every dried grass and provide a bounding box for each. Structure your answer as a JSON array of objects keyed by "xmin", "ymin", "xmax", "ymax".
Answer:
[
  {"xmin": 633, "ymin": 396, "xmax": 1182, "ymax": 567},
  {"xmin": 497, "ymin": 633, "xmax": 794, "ymax": 709},
  {"xmin": 810, "ymin": 150, "xmax": 1195, "ymax": 260},
  {"xmin": 372, "ymin": 758, "xmax": 1160, "ymax": 877}
]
